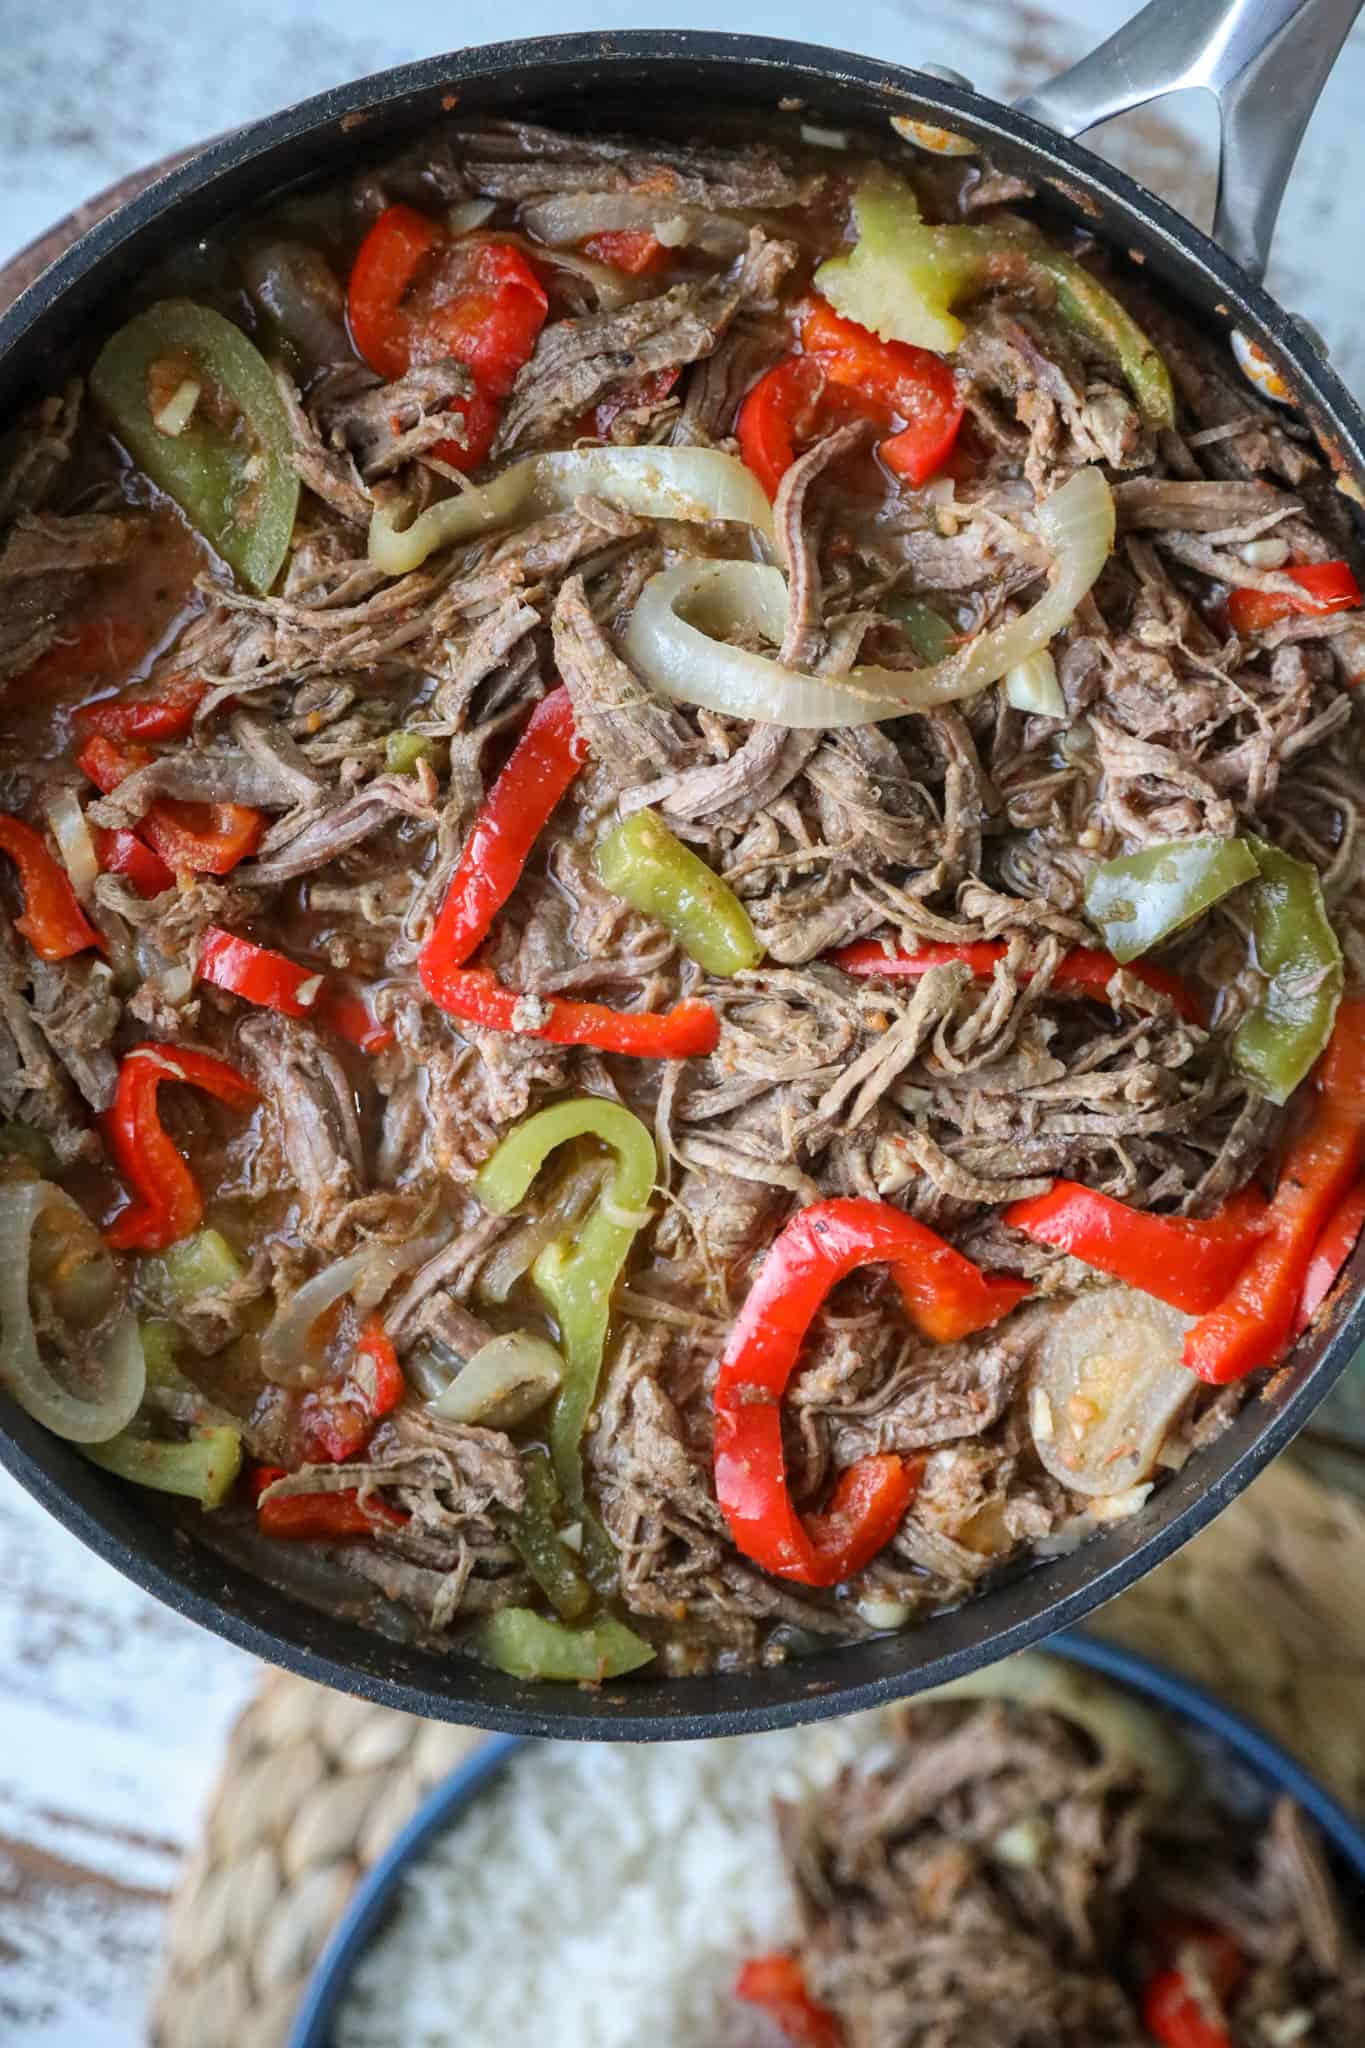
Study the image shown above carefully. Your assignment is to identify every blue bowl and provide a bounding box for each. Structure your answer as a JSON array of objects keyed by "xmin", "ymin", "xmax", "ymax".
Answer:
[{"xmin": 290, "ymin": 1630, "xmax": 1365, "ymax": 2048}]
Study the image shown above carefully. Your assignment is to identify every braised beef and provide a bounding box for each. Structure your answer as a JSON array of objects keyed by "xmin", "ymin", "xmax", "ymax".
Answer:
[
  {"xmin": 775, "ymin": 1696, "xmax": 1365, "ymax": 2047},
  {"xmin": 1, "ymin": 108, "xmax": 1361, "ymax": 1676}
]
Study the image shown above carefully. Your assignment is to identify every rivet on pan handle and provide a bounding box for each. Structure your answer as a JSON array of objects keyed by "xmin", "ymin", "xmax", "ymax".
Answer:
[{"xmin": 1016, "ymin": 0, "xmax": 1363, "ymax": 287}]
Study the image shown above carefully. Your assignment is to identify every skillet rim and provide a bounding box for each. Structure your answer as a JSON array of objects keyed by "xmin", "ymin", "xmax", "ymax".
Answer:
[{"xmin": 1, "ymin": 28, "xmax": 1363, "ymax": 1739}]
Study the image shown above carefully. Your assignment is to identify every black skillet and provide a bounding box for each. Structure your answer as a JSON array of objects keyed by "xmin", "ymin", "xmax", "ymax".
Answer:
[{"xmin": 1, "ymin": 0, "xmax": 1363, "ymax": 1739}]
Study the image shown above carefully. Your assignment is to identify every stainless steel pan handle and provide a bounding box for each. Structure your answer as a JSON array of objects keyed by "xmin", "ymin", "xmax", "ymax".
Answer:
[{"xmin": 1016, "ymin": 0, "xmax": 1364, "ymax": 282}]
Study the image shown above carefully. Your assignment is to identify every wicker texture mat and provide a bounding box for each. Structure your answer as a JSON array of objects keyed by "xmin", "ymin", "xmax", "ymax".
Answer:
[{"xmin": 148, "ymin": 1458, "xmax": 1365, "ymax": 2048}]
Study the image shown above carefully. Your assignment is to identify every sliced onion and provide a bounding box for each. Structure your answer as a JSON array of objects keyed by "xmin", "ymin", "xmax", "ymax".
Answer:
[
  {"xmin": 1005, "ymin": 648, "xmax": 1065, "ymax": 717},
  {"xmin": 478, "ymin": 1156, "xmax": 610, "ymax": 1306},
  {"xmin": 155, "ymin": 962, "xmax": 195, "ymax": 1005},
  {"xmin": 447, "ymin": 198, "xmax": 498, "ymax": 236},
  {"xmin": 369, "ymin": 447, "xmax": 774, "ymax": 575},
  {"xmin": 520, "ymin": 192, "xmax": 747, "ymax": 257},
  {"xmin": 47, "ymin": 788, "xmax": 100, "ymax": 903},
  {"xmin": 478, "ymin": 230, "xmax": 643, "ymax": 312},
  {"xmin": 241, "ymin": 239, "xmax": 351, "ymax": 365},
  {"xmin": 1030, "ymin": 1285, "xmax": 1197, "ymax": 1498},
  {"xmin": 354, "ymin": 1232, "xmax": 446, "ymax": 1312},
  {"xmin": 890, "ymin": 112, "xmax": 977, "ymax": 160},
  {"xmin": 429, "ymin": 1331, "xmax": 564, "ymax": 1428},
  {"xmin": 927, "ymin": 1652, "xmax": 1187, "ymax": 1794},
  {"xmin": 623, "ymin": 560, "xmax": 892, "ymax": 727},
  {"xmin": 1239, "ymin": 536, "xmax": 1290, "ymax": 570},
  {"xmin": 403, "ymin": 1346, "xmax": 454, "ymax": 1402},
  {"xmin": 261, "ymin": 1250, "xmax": 380, "ymax": 1383},
  {"xmin": 0, "ymin": 1181, "xmax": 143, "ymax": 1442},
  {"xmin": 151, "ymin": 378, "xmax": 200, "ymax": 438},
  {"xmin": 623, "ymin": 467, "xmax": 1114, "ymax": 728},
  {"xmin": 801, "ymin": 123, "xmax": 850, "ymax": 150},
  {"xmin": 992, "ymin": 1818, "xmax": 1049, "ymax": 1867},
  {"xmin": 855, "ymin": 1590, "xmax": 914, "ymax": 1630},
  {"xmin": 260, "ymin": 1233, "xmax": 445, "ymax": 1385}
]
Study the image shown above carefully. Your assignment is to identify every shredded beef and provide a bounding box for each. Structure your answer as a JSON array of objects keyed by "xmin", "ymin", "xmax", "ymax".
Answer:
[
  {"xmin": 317, "ymin": 358, "xmax": 474, "ymax": 479},
  {"xmin": 495, "ymin": 229, "xmax": 796, "ymax": 453},
  {"xmin": 6, "ymin": 109, "xmax": 1365, "ymax": 1674},
  {"xmin": 273, "ymin": 366, "xmax": 371, "ymax": 524},
  {"xmin": 239, "ymin": 1015, "xmax": 366, "ymax": 1246},
  {"xmin": 551, "ymin": 573, "xmax": 693, "ymax": 786},
  {"xmin": 780, "ymin": 1696, "xmax": 1365, "ymax": 2048},
  {"xmin": 0, "ymin": 922, "xmax": 100, "ymax": 1164},
  {"xmin": 449, "ymin": 117, "xmax": 824, "ymax": 209}
]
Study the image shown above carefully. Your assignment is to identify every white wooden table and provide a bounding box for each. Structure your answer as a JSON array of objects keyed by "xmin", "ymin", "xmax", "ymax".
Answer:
[{"xmin": 2, "ymin": 3, "xmax": 1365, "ymax": 2041}]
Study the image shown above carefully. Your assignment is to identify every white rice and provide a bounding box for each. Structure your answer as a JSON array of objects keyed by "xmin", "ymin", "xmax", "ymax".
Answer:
[{"xmin": 337, "ymin": 1712, "xmax": 892, "ymax": 2048}]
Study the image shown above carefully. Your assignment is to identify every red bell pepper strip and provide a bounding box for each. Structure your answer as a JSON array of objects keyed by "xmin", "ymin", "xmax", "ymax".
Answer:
[
  {"xmin": 799, "ymin": 296, "xmax": 964, "ymax": 488},
  {"xmin": 347, "ymin": 203, "xmax": 444, "ymax": 381},
  {"xmin": 1295, "ymin": 1177, "xmax": 1365, "ymax": 1335},
  {"xmin": 425, "ymin": 241, "xmax": 548, "ymax": 396},
  {"xmin": 1228, "ymin": 560, "xmax": 1362, "ymax": 636},
  {"xmin": 316, "ymin": 985, "xmax": 396, "ymax": 1056},
  {"xmin": 136, "ymin": 797, "xmax": 263, "ymax": 877},
  {"xmin": 199, "ymin": 927, "xmax": 323, "ymax": 1017},
  {"xmin": 298, "ymin": 1317, "xmax": 405, "ymax": 1463},
  {"xmin": 347, "ymin": 207, "xmax": 547, "ymax": 470},
  {"xmin": 79, "ymin": 734, "xmax": 154, "ymax": 791},
  {"xmin": 252, "ymin": 1466, "xmax": 409, "ymax": 1542},
  {"xmin": 831, "ymin": 938, "xmax": 1206, "ymax": 1027},
  {"xmin": 12, "ymin": 618, "xmax": 146, "ymax": 698},
  {"xmin": 589, "ymin": 367, "xmax": 680, "ymax": 440},
  {"xmin": 581, "ymin": 228, "xmax": 670, "ymax": 276},
  {"xmin": 77, "ymin": 733, "xmax": 264, "ymax": 876},
  {"xmin": 435, "ymin": 385, "xmax": 504, "ymax": 471},
  {"xmin": 713, "ymin": 1198, "xmax": 1028, "ymax": 1586},
  {"xmin": 1183, "ymin": 999, "xmax": 1365, "ymax": 1383},
  {"xmin": 736, "ymin": 354, "xmax": 886, "ymax": 500},
  {"xmin": 422, "ymin": 963, "xmax": 720, "ymax": 1059},
  {"xmin": 1143, "ymin": 1972, "xmax": 1233, "ymax": 2048},
  {"xmin": 418, "ymin": 685, "xmax": 714, "ymax": 1058},
  {"xmin": 1004, "ymin": 1181, "xmax": 1268, "ymax": 1316},
  {"xmin": 737, "ymin": 356, "xmax": 829, "ymax": 500},
  {"xmin": 73, "ymin": 672, "xmax": 207, "ymax": 742},
  {"xmin": 1142, "ymin": 1929, "xmax": 1242, "ymax": 2048},
  {"xmin": 734, "ymin": 1955, "xmax": 843, "ymax": 2048},
  {"xmin": 425, "ymin": 687, "xmax": 589, "ymax": 972},
  {"xmin": 801, "ymin": 1453, "xmax": 921, "ymax": 1581},
  {"xmin": 92, "ymin": 825, "xmax": 175, "ymax": 898},
  {"xmin": 199, "ymin": 927, "xmax": 393, "ymax": 1053},
  {"xmin": 422, "ymin": 245, "xmax": 545, "ymax": 467},
  {"xmin": 104, "ymin": 1042, "xmax": 259, "ymax": 1252},
  {"xmin": 0, "ymin": 814, "xmax": 104, "ymax": 961}
]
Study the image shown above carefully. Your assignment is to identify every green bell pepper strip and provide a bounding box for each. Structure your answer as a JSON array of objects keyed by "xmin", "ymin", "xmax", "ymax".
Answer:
[
  {"xmin": 1085, "ymin": 836, "xmax": 1259, "ymax": 964},
  {"xmin": 91, "ymin": 300, "xmax": 300, "ymax": 593},
  {"xmin": 1233, "ymin": 836, "xmax": 1343, "ymax": 1106},
  {"xmin": 142, "ymin": 1226, "xmax": 245, "ymax": 1307},
  {"xmin": 593, "ymin": 809, "xmax": 763, "ymax": 978},
  {"xmin": 83, "ymin": 1424, "xmax": 243, "ymax": 1508},
  {"xmin": 884, "ymin": 595, "xmax": 958, "ymax": 664},
  {"xmin": 474, "ymin": 1099, "xmax": 657, "ymax": 1523},
  {"xmin": 140, "ymin": 1318, "xmax": 187, "ymax": 1390},
  {"xmin": 815, "ymin": 170, "xmax": 1174, "ymax": 431},
  {"xmin": 1033, "ymin": 248, "xmax": 1175, "ymax": 430},
  {"xmin": 509, "ymin": 1448, "xmax": 594, "ymax": 1621},
  {"xmin": 476, "ymin": 1606, "xmax": 655, "ymax": 1682},
  {"xmin": 385, "ymin": 731, "xmax": 439, "ymax": 775}
]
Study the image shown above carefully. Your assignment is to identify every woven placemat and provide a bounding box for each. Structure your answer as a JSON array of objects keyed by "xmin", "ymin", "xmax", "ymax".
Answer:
[{"xmin": 148, "ymin": 1455, "xmax": 1365, "ymax": 2048}]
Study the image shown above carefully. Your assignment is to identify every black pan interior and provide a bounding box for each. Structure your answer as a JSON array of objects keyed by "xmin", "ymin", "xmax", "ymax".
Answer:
[{"xmin": 2, "ymin": 31, "xmax": 1363, "ymax": 1738}]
